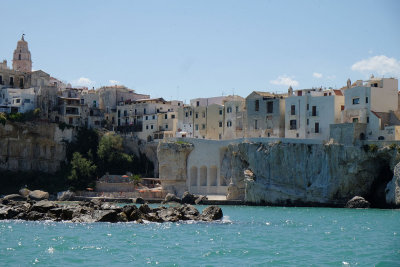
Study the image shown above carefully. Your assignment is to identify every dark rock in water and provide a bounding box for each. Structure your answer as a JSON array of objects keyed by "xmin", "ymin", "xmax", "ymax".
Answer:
[
  {"xmin": 345, "ymin": 196, "xmax": 370, "ymax": 208},
  {"xmin": 117, "ymin": 212, "xmax": 128, "ymax": 222},
  {"xmin": 181, "ymin": 192, "xmax": 196, "ymax": 204},
  {"xmin": 4, "ymin": 194, "xmax": 26, "ymax": 201},
  {"xmin": 129, "ymin": 209, "xmax": 142, "ymax": 221},
  {"xmin": 139, "ymin": 204, "xmax": 152, "ymax": 214},
  {"xmin": 195, "ymin": 195, "xmax": 208, "ymax": 205},
  {"xmin": 157, "ymin": 207, "xmax": 182, "ymax": 222},
  {"xmin": 100, "ymin": 203, "xmax": 122, "ymax": 212},
  {"xmin": 57, "ymin": 190, "xmax": 75, "ymax": 201},
  {"xmin": 163, "ymin": 193, "xmax": 181, "ymax": 204},
  {"xmin": 122, "ymin": 205, "xmax": 138, "ymax": 216},
  {"xmin": 200, "ymin": 205, "xmax": 223, "ymax": 221},
  {"xmin": 26, "ymin": 211, "xmax": 45, "ymax": 221},
  {"xmin": 31, "ymin": 201, "xmax": 57, "ymax": 213},
  {"xmin": 135, "ymin": 197, "xmax": 145, "ymax": 204},
  {"xmin": 92, "ymin": 210, "xmax": 119, "ymax": 222},
  {"xmin": 19, "ymin": 188, "xmax": 30, "ymax": 198},
  {"xmin": 179, "ymin": 204, "xmax": 200, "ymax": 220},
  {"xmin": 29, "ymin": 190, "xmax": 49, "ymax": 201}
]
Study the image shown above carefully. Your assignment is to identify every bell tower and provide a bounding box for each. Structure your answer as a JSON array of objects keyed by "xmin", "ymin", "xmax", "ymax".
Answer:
[{"xmin": 12, "ymin": 34, "xmax": 32, "ymax": 72}]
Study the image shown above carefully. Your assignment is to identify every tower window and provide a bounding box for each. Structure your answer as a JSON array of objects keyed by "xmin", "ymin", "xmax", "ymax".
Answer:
[{"xmin": 18, "ymin": 54, "xmax": 21, "ymax": 60}]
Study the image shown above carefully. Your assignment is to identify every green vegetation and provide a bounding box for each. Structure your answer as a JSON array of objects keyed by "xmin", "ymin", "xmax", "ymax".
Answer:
[
  {"xmin": 389, "ymin": 143, "xmax": 398, "ymax": 150},
  {"xmin": 0, "ymin": 109, "xmax": 41, "ymax": 125},
  {"xmin": 0, "ymin": 127, "xmax": 154, "ymax": 194},
  {"xmin": 363, "ymin": 144, "xmax": 379, "ymax": 153},
  {"xmin": 130, "ymin": 174, "xmax": 142, "ymax": 185},
  {"xmin": 175, "ymin": 140, "xmax": 191, "ymax": 145}
]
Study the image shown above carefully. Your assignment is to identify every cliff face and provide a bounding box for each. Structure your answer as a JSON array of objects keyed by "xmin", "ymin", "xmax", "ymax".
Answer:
[
  {"xmin": 221, "ymin": 142, "xmax": 399, "ymax": 206},
  {"xmin": 0, "ymin": 122, "xmax": 74, "ymax": 173}
]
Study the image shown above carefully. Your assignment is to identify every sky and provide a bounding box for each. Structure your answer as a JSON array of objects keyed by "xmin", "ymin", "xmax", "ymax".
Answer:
[{"xmin": 1, "ymin": 0, "xmax": 399, "ymax": 102}]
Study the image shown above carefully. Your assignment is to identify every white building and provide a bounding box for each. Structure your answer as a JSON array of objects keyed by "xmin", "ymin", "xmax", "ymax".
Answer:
[
  {"xmin": 0, "ymin": 87, "xmax": 37, "ymax": 113},
  {"xmin": 285, "ymin": 88, "xmax": 344, "ymax": 140},
  {"xmin": 341, "ymin": 77, "xmax": 399, "ymax": 140}
]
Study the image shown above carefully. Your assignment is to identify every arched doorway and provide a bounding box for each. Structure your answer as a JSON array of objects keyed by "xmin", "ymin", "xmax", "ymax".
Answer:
[
  {"xmin": 209, "ymin": 166, "xmax": 217, "ymax": 186},
  {"xmin": 190, "ymin": 166, "xmax": 198, "ymax": 186},
  {"xmin": 200, "ymin": 166, "xmax": 207, "ymax": 186}
]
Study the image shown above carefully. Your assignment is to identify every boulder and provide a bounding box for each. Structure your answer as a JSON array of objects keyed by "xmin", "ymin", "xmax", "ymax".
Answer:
[
  {"xmin": 57, "ymin": 190, "xmax": 75, "ymax": 201},
  {"xmin": 92, "ymin": 210, "xmax": 119, "ymax": 222},
  {"xmin": 100, "ymin": 203, "xmax": 122, "ymax": 212},
  {"xmin": 117, "ymin": 212, "xmax": 128, "ymax": 222},
  {"xmin": 181, "ymin": 191, "xmax": 196, "ymax": 204},
  {"xmin": 345, "ymin": 196, "xmax": 370, "ymax": 208},
  {"xmin": 135, "ymin": 197, "xmax": 145, "ymax": 204},
  {"xmin": 157, "ymin": 207, "xmax": 182, "ymax": 222},
  {"xmin": 179, "ymin": 204, "xmax": 200, "ymax": 220},
  {"xmin": 29, "ymin": 190, "xmax": 49, "ymax": 201},
  {"xmin": 163, "ymin": 193, "xmax": 181, "ymax": 203},
  {"xmin": 200, "ymin": 205, "xmax": 223, "ymax": 221},
  {"xmin": 19, "ymin": 188, "xmax": 30, "ymax": 198},
  {"xmin": 139, "ymin": 204, "xmax": 152, "ymax": 214},
  {"xmin": 3, "ymin": 194, "xmax": 26, "ymax": 201},
  {"xmin": 26, "ymin": 211, "xmax": 45, "ymax": 221},
  {"xmin": 195, "ymin": 195, "xmax": 208, "ymax": 205},
  {"xmin": 31, "ymin": 201, "xmax": 58, "ymax": 213}
]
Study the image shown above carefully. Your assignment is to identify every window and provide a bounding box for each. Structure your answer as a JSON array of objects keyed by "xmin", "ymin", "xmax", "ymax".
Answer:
[
  {"xmin": 290, "ymin": 120, "xmax": 297, "ymax": 130},
  {"xmin": 124, "ymin": 110, "xmax": 127, "ymax": 116},
  {"xmin": 16, "ymin": 99, "xmax": 21, "ymax": 103},
  {"xmin": 255, "ymin": 100, "xmax": 259, "ymax": 111},
  {"xmin": 18, "ymin": 54, "xmax": 21, "ymax": 60},
  {"xmin": 307, "ymin": 104, "xmax": 309, "ymax": 110},
  {"xmin": 367, "ymin": 116, "xmax": 369, "ymax": 123},
  {"xmin": 151, "ymin": 125, "xmax": 153, "ymax": 129},
  {"xmin": 307, "ymin": 119, "xmax": 309, "ymax": 125},
  {"xmin": 152, "ymin": 115, "xmax": 155, "ymax": 119},
  {"xmin": 291, "ymin": 105, "xmax": 296, "ymax": 115},
  {"xmin": 165, "ymin": 114, "xmax": 167, "ymax": 119},
  {"xmin": 366, "ymin": 97, "xmax": 369, "ymax": 104},
  {"xmin": 196, "ymin": 101, "xmax": 200, "ymax": 107},
  {"xmin": 235, "ymin": 106, "xmax": 239, "ymax": 113},
  {"xmin": 10, "ymin": 77, "xmax": 14, "ymax": 86},
  {"xmin": 190, "ymin": 111, "xmax": 192, "ymax": 116},
  {"xmin": 352, "ymin": 98, "xmax": 360, "ymax": 105},
  {"xmin": 24, "ymin": 99, "xmax": 30, "ymax": 103},
  {"xmin": 202, "ymin": 124, "xmax": 206, "ymax": 129},
  {"xmin": 227, "ymin": 107, "xmax": 232, "ymax": 113},
  {"xmin": 171, "ymin": 114, "xmax": 175, "ymax": 119},
  {"xmin": 146, "ymin": 125, "xmax": 149, "ymax": 130},
  {"xmin": 219, "ymin": 134, "xmax": 222, "ymax": 140},
  {"xmin": 0, "ymin": 75, "xmax": 2, "ymax": 85},
  {"xmin": 145, "ymin": 116, "xmax": 148, "ymax": 120},
  {"xmin": 315, "ymin": 122, "xmax": 319, "ymax": 133},
  {"xmin": 195, "ymin": 113, "xmax": 199, "ymax": 118},
  {"xmin": 267, "ymin": 101, "xmax": 273, "ymax": 113},
  {"xmin": 219, "ymin": 109, "xmax": 223, "ymax": 115},
  {"xmin": 312, "ymin": 106, "xmax": 317, "ymax": 116},
  {"xmin": 254, "ymin": 120, "xmax": 258, "ymax": 130},
  {"xmin": 118, "ymin": 110, "xmax": 121, "ymax": 117},
  {"xmin": 165, "ymin": 124, "xmax": 168, "ymax": 129},
  {"xmin": 352, "ymin": 117, "xmax": 359, "ymax": 123},
  {"xmin": 341, "ymin": 105, "xmax": 345, "ymax": 111},
  {"xmin": 202, "ymin": 112, "xmax": 205, "ymax": 118},
  {"xmin": 195, "ymin": 124, "xmax": 199, "ymax": 130},
  {"xmin": 219, "ymin": 121, "xmax": 223, "ymax": 127},
  {"xmin": 185, "ymin": 112, "xmax": 188, "ymax": 117},
  {"xmin": 227, "ymin": 121, "xmax": 232, "ymax": 127},
  {"xmin": 144, "ymin": 108, "xmax": 146, "ymax": 114}
]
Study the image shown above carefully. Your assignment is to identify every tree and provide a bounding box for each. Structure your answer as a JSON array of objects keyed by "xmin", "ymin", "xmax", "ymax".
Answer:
[{"xmin": 68, "ymin": 152, "xmax": 97, "ymax": 189}]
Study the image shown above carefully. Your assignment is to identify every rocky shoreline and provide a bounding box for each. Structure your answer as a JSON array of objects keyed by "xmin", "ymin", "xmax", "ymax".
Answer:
[{"xmin": 0, "ymin": 197, "xmax": 223, "ymax": 223}]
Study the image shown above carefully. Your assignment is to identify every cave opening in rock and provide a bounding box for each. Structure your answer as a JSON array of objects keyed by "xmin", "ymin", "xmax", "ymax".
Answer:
[{"xmin": 365, "ymin": 159, "xmax": 393, "ymax": 208}]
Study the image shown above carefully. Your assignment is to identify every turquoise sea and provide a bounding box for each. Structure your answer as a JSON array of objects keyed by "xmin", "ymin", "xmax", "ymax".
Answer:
[{"xmin": 1, "ymin": 205, "xmax": 399, "ymax": 266}]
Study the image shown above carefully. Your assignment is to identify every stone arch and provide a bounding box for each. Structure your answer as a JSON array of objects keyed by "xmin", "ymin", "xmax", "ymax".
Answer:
[
  {"xmin": 200, "ymin": 166, "xmax": 207, "ymax": 186},
  {"xmin": 209, "ymin": 166, "xmax": 217, "ymax": 186},
  {"xmin": 190, "ymin": 166, "xmax": 198, "ymax": 186}
]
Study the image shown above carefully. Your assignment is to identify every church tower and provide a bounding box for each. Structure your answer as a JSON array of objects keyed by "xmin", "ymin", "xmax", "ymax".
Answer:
[{"xmin": 12, "ymin": 34, "xmax": 32, "ymax": 72}]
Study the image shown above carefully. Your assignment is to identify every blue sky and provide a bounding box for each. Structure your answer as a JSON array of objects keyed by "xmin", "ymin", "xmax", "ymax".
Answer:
[{"xmin": 1, "ymin": 0, "xmax": 399, "ymax": 102}]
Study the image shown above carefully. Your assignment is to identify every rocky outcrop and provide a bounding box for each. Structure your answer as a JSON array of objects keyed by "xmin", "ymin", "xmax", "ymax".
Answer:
[
  {"xmin": 345, "ymin": 196, "xmax": 370, "ymax": 208},
  {"xmin": 0, "ymin": 122, "xmax": 74, "ymax": 173},
  {"xmin": 0, "ymin": 199, "xmax": 223, "ymax": 223},
  {"xmin": 221, "ymin": 141, "xmax": 399, "ymax": 207},
  {"xmin": 29, "ymin": 190, "xmax": 49, "ymax": 201},
  {"xmin": 386, "ymin": 162, "xmax": 400, "ymax": 206},
  {"xmin": 157, "ymin": 141, "xmax": 194, "ymax": 196}
]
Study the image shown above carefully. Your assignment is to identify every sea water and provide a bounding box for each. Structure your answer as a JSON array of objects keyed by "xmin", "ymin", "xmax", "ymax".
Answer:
[{"xmin": 0, "ymin": 206, "xmax": 399, "ymax": 266}]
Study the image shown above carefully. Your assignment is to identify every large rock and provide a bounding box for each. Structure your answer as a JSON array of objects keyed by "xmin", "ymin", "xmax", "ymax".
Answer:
[
  {"xmin": 386, "ymin": 162, "xmax": 400, "ymax": 207},
  {"xmin": 181, "ymin": 191, "xmax": 196, "ymax": 204},
  {"xmin": 200, "ymin": 205, "xmax": 223, "ymax": 221},
  {"xmin": 19, "ymin": 188, "xmax": 30, "ymax": 198},
  {"xmin": 29, "ymin": 190, "xmax": 49, "ymax": 201},
  {"xmin": 345, "ymin": 196, "xmax": 370, "ymax": 208},
  {"xmin": 3, "ymin": 194, "xmax": 26, "ymax": 201},
  {"xmin": 135, "ymin": 197, "xmax": 145, "ymax": 204},
  {"xmin": 57, "ymin": 190, "xmax": 75, "ymax": 201},
  {"xmin": 31, "ymin": 200, "xmax": 58, "ymax": 213},
  {"xmin": 163, "ymin": 193, "xmax": 181, "ymax": 203}
]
